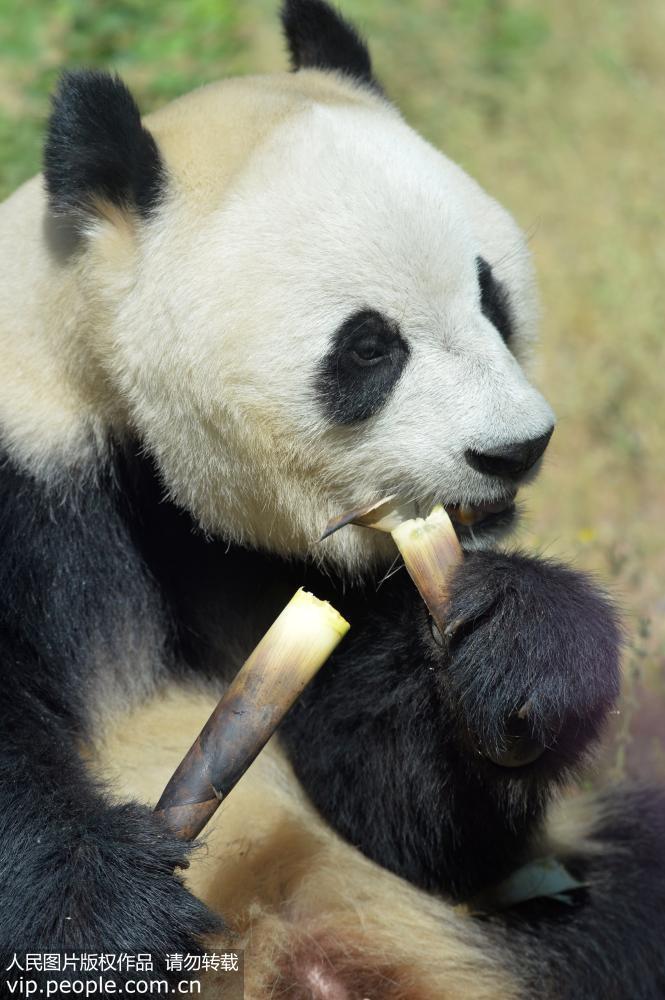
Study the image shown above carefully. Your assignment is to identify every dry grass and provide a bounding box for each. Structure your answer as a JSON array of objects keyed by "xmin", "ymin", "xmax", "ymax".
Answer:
[{"xmin": 1, "ymin": 0, "xmax": 663, "ymax": 777}]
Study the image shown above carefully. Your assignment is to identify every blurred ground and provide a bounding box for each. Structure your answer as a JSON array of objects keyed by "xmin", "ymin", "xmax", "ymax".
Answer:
[{"xmin": 1, "ymin": 0, "xmax": 663, "ymax": 780}]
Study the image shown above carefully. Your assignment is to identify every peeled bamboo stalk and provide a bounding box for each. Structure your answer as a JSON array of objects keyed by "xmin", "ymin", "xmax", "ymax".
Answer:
[
  {"xmin": 391, "ymin": 506, "xmax": 464, "ymax": 634},
  {"xmin": 322, "ymin": 500, "xmax": 463, "ymax": 634},
  {"xmin": 154, "ymin": 588, "xmax": 350, "ymax": 840}
]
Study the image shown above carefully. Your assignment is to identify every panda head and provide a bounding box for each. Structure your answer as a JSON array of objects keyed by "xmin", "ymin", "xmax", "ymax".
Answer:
[{"xmin": 43, "ymin": 0, "xmax": 555, "ymax": 576}]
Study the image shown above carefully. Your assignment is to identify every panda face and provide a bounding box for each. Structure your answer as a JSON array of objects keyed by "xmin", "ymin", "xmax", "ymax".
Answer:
[
  {"xmin": 35, "ymin": 4, "xmax": 555, "ymax": 577},
  {"xmin": 103, "ymin": 93, "xmax": 553, "ymax": 575}
]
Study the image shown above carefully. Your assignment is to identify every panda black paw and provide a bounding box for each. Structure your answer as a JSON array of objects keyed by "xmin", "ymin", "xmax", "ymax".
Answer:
[
  {"xmin": 429, "ymin": 550, "xmax": 622, "ymax": 771},
  {"xmin": 0, "ymin": 801, "xmax": 221, "ymax": 978}
]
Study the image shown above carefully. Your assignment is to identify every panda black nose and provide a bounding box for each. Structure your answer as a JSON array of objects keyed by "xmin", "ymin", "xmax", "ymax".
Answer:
[{"xmin": 465, "ymin": 427, "xmax": 554, "ymax": 480}]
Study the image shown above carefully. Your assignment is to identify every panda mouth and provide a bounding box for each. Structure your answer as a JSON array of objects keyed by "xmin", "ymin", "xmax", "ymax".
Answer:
[
  {"xmin": 321, "ymin": 493, "xmax": 517, "ymax": 544},
  {"xmin": 445, "ymin": 498, "xmax": 517, "ymax": 536}
]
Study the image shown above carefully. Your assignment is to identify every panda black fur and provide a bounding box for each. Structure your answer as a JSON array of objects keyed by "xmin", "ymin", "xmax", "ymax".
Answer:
[{"xmin": 0, "ymin": 1, "xmax": 664, "ymax": 996}]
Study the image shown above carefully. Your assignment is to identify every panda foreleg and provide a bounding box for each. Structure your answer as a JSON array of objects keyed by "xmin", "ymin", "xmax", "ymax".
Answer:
[
  {"xmin": 0, "ymin": 454, "xmax": 219, "ymax": 974},
  {"xmin": 440, "ymin": 550, "xmax": 621, "ymax": 772},
  {"xmin": 0, "ymin": 704, "xmax": 219, "ymax": 966},
  {"xmin": 281, "ymin": 550, "xmax": 622, "ymax": 900}
]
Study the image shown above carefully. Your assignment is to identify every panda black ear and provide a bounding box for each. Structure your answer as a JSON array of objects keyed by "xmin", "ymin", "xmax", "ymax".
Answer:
[
  {"xmin": 281, "ymin": 0, "xmax": 380, "ymax": 91},
  {"xmin": 43, "ymin": 70, "xmax": 164, "ymax": 220}
]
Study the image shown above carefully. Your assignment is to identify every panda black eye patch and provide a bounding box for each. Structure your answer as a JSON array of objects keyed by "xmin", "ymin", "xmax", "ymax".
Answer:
[
  {"xmin": 476, "ymin": 256, "xmax": 514, "ymax": 343},
  {"xmin": 315, "ymin": 309, "xmax": 410, "ymax": 425}
]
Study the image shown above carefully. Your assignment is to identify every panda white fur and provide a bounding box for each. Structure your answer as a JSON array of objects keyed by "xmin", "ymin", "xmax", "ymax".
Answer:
[{"xmin": 1, "ymin": 1, "xmax": 664, "ymax": 997}]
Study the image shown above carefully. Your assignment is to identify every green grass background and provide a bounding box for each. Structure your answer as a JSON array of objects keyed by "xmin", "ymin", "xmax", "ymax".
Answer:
[{"xmin": 1, "ymin": 0, "xmax": 664, "ymax": 778}]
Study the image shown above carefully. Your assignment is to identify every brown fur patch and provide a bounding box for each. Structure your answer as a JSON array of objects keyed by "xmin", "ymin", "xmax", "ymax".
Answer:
[{"xmin": 92, "ymin": 692, "xmax": 522, "ymax": 1000}]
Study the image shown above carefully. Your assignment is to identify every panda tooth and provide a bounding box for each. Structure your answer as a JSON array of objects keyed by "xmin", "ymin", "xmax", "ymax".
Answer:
[{"xmin": 456, "ymin": 504, "xmax": 479, "ymax": 526}]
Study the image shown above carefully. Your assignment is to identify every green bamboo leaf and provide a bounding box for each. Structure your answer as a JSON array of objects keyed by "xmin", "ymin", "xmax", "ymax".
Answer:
[{"xmin": 467, "ymin": 858, "xmax": 587, "ymax": 915}]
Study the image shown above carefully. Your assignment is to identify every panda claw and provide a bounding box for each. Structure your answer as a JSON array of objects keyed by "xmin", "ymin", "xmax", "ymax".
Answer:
[{"xmin": 444, "ymin": 615, "xmax": 466, "ymax": 639}]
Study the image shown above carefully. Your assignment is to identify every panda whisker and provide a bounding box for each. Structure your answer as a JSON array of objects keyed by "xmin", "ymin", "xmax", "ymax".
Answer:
[{"xmin": 375, "ymin": 553, "xmax": 404, "ymax": 591}]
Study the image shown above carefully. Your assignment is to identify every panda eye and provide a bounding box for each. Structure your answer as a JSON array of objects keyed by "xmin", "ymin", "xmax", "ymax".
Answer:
[
  {"xmin": 316, "ymin": 309, "xmax": 411, "ymax": 425},
  {"xmin": 476, "ymin": 255, "xmax": 514, "ymax": 344},
  {"xmin": 349, "ymin": 340, "xmax": 387, "ymax": 366}
]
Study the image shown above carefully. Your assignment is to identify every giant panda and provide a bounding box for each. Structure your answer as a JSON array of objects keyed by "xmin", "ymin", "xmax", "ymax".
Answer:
[{"xmin": 1, "ymin": 1, "xmax": 664, "ymax": 997}]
